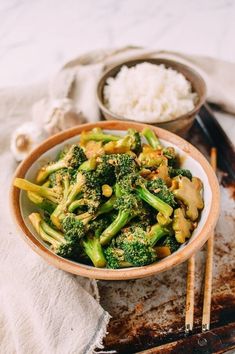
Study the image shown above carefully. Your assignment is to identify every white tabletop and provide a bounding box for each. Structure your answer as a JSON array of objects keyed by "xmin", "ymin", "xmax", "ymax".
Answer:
[{"xmin": 1, "ymin": 0, "xmax": 234, "ymax": 139}]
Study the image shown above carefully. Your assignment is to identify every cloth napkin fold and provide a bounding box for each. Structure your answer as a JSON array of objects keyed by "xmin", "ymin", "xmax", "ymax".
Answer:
[{"xmin": 1, "ymin": 47, "xmax": 235, "ymax": 354}]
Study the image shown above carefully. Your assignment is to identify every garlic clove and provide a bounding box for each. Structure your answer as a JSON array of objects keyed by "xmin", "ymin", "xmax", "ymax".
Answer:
[{"xmin": 11, "ymin": 122, "xmax": 45, "ymax": 161}]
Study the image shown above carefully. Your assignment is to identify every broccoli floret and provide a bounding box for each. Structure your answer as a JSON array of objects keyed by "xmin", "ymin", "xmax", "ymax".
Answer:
[
  {"xmin": 88, "ymin": 216, "xmax": 110, "ymax": 237},
  {"xmin": 61, "ymin": 213, "xmax": 106, "ymax": 268},
  {"xmin": 104, "ymin": 246, "xmax": 133, "ymax": 269},
  {"xmin": 138, "ymin": 146, "xmax": 167, "ymax": 169},
  {"xmin": 100, "ymin": 194, "xmax": 142, "ymax": 245},
  {"xmin": 115, "ymin": 172, "xmax": 139, "ymax": 195},
  {"xmin": 147, "ymin": 178, "xmax": 177, "ymax": 208},
  {"xmin": 36, "ymin": 144, "xmax": 87, "ymax": 183},
  {"xmin": 142, "ymin": 127, "xmax": 162, "ymax": 149},
  {"xmin": 117, "ymin": 227, "xmax": 156, "ymax": 266},
  {"xmin": 169, "ymin": 167, "xmax": 193, "ymax": 180},
  {"xmin": 126, "ymin": 128, "xmax": 142, "ymax": 154},
  {"xmin": 163, "ymin": 147, "xmax": 178, "ymax": 167},
  {"xmin": 95, "ymin": 155, "xmax": 116, "ymax": 185},
  {"xmin": 29, "ymin": 213, "xmax": 80, "ymax": 259},
  {"xmin": 114, "ymin": 154, "xmax": 138, "ymax": 180},
  {"xmin": 50, "ymin": 173, "xmax": 86, "ymax": 228},
  {"xmin": 162, "ymin": 235, "xmax": 180, "ymax": 253},
  {"xmin": 62, "ymin": 215, "xmax": 85, "ymax": 241},
  {"xmin": 103, "ymin": 154, "xmax": 138, "ymax": 181},
  {"xmin": 106, "ymin": 224, "xmax": 170, "ymax": 268},
  {"xmin": 103, "ymin": 129, "xmax": 142, "ymax": 154}
]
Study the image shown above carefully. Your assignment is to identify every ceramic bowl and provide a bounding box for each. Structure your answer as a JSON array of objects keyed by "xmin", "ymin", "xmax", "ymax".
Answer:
[
  {"xmin": 10, "ymin": 121, "xmax": 219, "ymax": 280},
  {"xmin": 97, "ymin": 58, "xmax": 207, "ymax": 136}
]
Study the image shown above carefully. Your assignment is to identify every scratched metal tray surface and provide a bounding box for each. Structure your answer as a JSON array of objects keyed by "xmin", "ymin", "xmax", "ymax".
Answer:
[{"xmin": 98, "ymin": 109, "xmax": 235, "ymax": 354}]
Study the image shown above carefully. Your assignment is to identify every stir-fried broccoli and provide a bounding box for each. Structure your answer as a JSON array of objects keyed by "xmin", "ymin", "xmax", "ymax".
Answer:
[
  {"xmin": 147, "ymin": 178, "xmax": 177, "ymax": 208},
  {"xmin": 29, "ymin": 213, "xmax": 80, "ymax": 258},
  {"xmin": 142, "ymin": 127, "xmax": 162, "ymax": 149},
  {"xmin": 50, "ymin": 172, "xmax": 86, "ymax": 228},
  {"xmin": 136, "ymin": 184, "xmax": 173, "ymax": 219},
  {"xmin": 162, "ymin": 147, "xmax": 178, "ymax": 167},
  {"xmin": 104, "ymin": 246, "xmax": 133, "ymax": 269},
  {"xmin": 83, "ymin": 235, "xmax": 106, "ymax": 268},
  {"xmin": 104, "ymin": 129, "xmax": 142, "ymax": 154},
  {"xmin": 106, "ymin": 223, "xmax": 170, "ymax": 268},
  {"xmin": 14, "ymin": 127, "xmax": 204, "ymax": 269},
  {"xmin": 36, "ymin": 144, "xmax": 87, "ymax": 183},
  {"xmin": 100, "ymin": 194, "xmax": 143, "ymax": 245},
  {"xmin": 169, "ymin": 167, "xmax": 192, "ymax": 180},
  {"xmin": 81, "ymin": 127, "xmax": 121, "ymax": 144},
  {"xmin": 62, "ymin": 215, "xmax": 85, "ymax": 241},
  {"xmin": 162, "ymin": 235, "xmax": 180, "ymax": 253}
]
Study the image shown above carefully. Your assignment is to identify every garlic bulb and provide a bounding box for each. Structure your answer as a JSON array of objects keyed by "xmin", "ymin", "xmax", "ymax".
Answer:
[
  {"xmin": 10, "ymin": 122, "xmax": 45, "ymax": 161},
  {"xmin": 32, "ymin": 97, "xmax": 85, "ymax": 135}
]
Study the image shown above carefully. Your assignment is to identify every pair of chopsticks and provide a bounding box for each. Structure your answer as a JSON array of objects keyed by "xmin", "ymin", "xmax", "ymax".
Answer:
[{"xmin": 185, "ymin": 147, "xmax": 217, "ymax": 334}]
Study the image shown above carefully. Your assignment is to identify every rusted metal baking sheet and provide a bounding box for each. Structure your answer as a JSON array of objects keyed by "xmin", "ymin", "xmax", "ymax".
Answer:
[{"xmin": 99, "ymin": 117, "xmax": 235, "ymax": 354}]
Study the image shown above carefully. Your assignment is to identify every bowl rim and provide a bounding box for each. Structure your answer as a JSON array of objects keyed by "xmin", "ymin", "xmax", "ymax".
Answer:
[
  {"xmin": 96, "ymin": 57, "xmax": 207, "ymax": 125},
  {"xmin": 10, "ymin": 120, "xmax": 220, "ymax": 280}
]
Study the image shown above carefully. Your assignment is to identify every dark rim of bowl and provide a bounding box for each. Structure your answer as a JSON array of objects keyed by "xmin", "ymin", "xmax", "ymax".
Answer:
[{"xmin": 96, "ymin": 57, "xmax": 207, "ymax": 125}]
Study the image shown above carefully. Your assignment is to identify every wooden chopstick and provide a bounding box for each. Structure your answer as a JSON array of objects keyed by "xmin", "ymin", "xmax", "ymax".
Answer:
[
  {"xmin": 202, "ymin": 147, "xmax": 217, "ymax": 332},
  {"xmin": 185, "ymin": 255, "xmax": 195, "ymax": 333},
  {"xmin": 185, "ymin": 147, "xmax": 217, "ymax": 334}
]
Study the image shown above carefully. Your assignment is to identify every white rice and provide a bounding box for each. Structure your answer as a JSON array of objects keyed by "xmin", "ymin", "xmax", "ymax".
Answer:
[{"xmin": 103, "ymin": 62, "xmax": 198, "ymax": 123}]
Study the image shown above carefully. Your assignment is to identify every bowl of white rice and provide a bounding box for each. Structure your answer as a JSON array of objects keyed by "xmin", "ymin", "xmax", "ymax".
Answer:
[{"xmin": 97, "ymin": 58, "xmax": 206, "ymax": 135}]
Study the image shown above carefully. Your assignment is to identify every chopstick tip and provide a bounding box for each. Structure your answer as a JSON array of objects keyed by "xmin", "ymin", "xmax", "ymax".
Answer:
[
  {"xmin": 202, "ymin": 323, "xmax": 210, "ymax": 332},
  {"xmin": 185, "ymin": 324, "xmax": 193, "ymax": 335}
]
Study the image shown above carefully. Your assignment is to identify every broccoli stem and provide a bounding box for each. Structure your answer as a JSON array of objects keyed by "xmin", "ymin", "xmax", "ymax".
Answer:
[
  {"xmin": 142, "ymin": 128, "xmax": 162, "ymax": 149},
  {"xmin": 82, "ymin": 237, "xmax": 106, "ymax": 268},
  {"xmin": 67, "ymin": 173, "xmax": 86, "ymax": 203},
  {"xmin": 136, "ymin": 186, "xmax": 173, "ymax": 218},
  {"xmin": 68, "ymin": 199, "xmax": 86, "ymax": 212},
  {"xmin": 36, "ymin": 160, "xmax": 67, "ymax": 183},
  {"xmin": 81, "ymin": 128, "xmax": 121, "ymax": 143},
  {"xmin": 27, "ymin": 191, "xmax": 56, "ymax": 213},
  {"xmin": 14, "ymin": 178, "xmax": 59, "ymax": 204},
  {"xmin": 29, "ymin": 213, "xmax": 65, "ymax": 249},
  {"xmin": 148, "ymin": 224, "xmax": 170, "ymax": 246},
  {"xmin": 96, "ymin": 195, "xmax": 116, "ymax": 216},
  {"xmin": 50, "ymin": 173, "xmax": 85, "ymax": 228},
  {"xmin": 40, "ymin": 220, "xmax": 65, "ymax": 243},
  {"xmin": 114, "ymin": 183, "xmax": 122, "ymax": 197},
  {"xmin": 78, "ymin": 158, "xmax": 97, "ymax": 172},
  {"xmin": 100, "ymin": 211, "xmax": 131, "ymax": 246}
]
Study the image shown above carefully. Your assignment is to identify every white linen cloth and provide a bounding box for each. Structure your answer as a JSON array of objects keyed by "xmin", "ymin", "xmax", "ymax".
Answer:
[{"xmin": 1, "ymin": 47, "xmax": 235, "ymax": 353}]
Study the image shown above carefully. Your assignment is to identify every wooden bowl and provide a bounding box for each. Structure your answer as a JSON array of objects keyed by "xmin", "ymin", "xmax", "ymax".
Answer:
[
  {"xmin": 97, "ymin": 58, "xmax": 207, "ymax": 136},
  {"xmin": 10, "ymin": 121, "xmax": 219, "ymax": 280}
]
